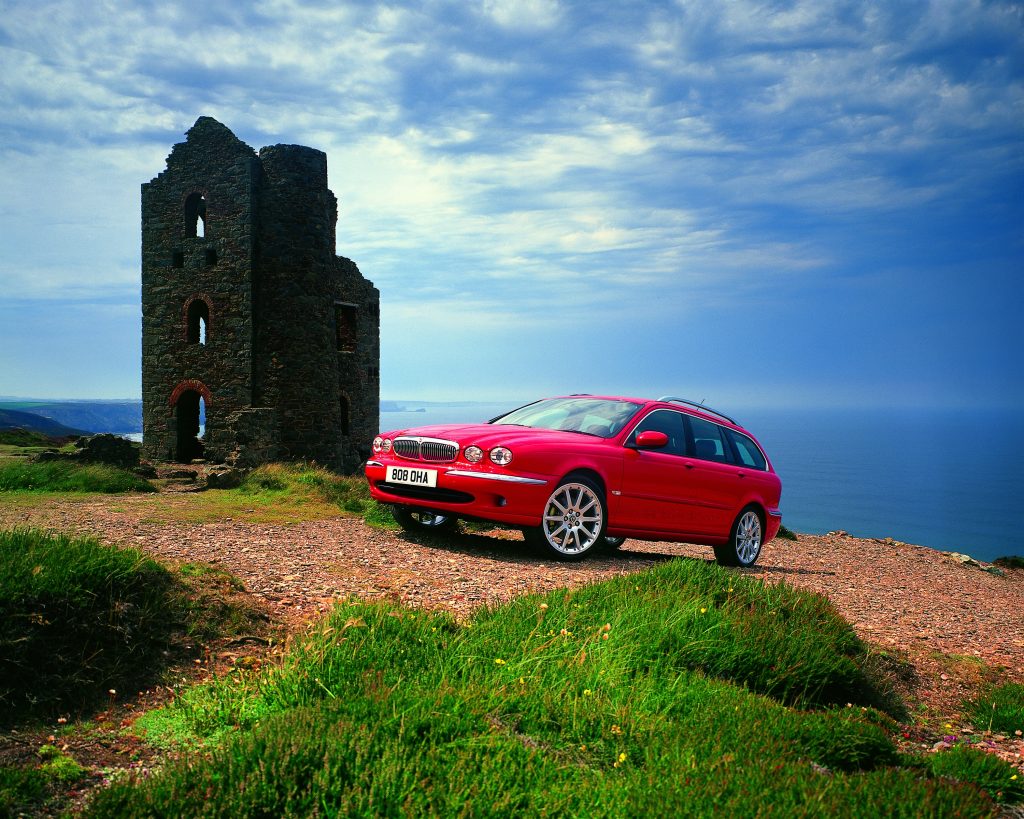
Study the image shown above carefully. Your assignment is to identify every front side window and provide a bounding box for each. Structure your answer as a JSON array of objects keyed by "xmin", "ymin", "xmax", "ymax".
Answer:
[{"xmin": 626, "ymin": 409, "xmax": 686, "ymax": 455}]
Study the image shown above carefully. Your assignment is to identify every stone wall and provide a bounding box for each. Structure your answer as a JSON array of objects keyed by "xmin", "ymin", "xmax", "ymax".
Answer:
[{"xmin": 141, "ymin": 117, "xmax": 379, "ymax": 472}]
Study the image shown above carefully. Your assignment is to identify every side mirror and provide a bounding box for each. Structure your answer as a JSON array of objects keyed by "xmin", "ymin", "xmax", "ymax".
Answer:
[{"xmin": 634, "ymin": 430, "xmax": 669, "ymax": 450}]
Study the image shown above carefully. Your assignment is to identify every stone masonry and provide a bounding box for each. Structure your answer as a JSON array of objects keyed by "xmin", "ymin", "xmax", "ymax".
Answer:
[{"xmin": 141, "ymin": 117, "xmax": 379, "ymax": 472}]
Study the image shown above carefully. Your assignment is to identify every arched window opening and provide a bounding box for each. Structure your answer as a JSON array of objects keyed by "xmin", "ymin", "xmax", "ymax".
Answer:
[
  {"xmin": 175, "ymin": 390, "xmax": 206, "ymax": 463},
  {"xmin": 184, "ymin": 192, "xmax": 207, "ymax": 239},
  {"xmin": 339, "ymin": 394, "xmax": 350, "ymax": 436},
  {"xmin": 186, "ymin": 298, "xmax": 210, "ymax": 345}
]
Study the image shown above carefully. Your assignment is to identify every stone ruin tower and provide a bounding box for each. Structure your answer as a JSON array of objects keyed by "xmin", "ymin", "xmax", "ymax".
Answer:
[{"xmin": 141, "ymin": 117, "xmax": 379, "ymax": 472}]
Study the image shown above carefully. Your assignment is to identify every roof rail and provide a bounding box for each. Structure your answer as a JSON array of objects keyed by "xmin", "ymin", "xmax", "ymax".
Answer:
[{"xmin": 656, "ymin": 396, "xmax": 739, "ymax": 426}]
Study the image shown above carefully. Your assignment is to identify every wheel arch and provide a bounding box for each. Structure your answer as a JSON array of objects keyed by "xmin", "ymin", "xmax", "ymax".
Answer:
[
  {"xmin": 737, "ymin": 500, "xmax": 767, "ymax": 525},
  {"xmin": 559, "ymin": 467, "xmax": 606, "ymax": 496}
]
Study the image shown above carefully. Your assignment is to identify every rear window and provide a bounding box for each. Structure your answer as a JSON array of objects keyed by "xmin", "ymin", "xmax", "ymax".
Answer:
[{"xmin": 725, "ymin": 428, "xmax": 768, "ymax": 470}]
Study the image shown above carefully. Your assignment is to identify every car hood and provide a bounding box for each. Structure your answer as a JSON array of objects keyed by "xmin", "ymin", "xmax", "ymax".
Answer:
[{"xmin": 380, "ymin": 423, "xmax": 610, "ymax": 450}]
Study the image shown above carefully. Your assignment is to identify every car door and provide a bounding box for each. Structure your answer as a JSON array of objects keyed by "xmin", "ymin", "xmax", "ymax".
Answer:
[
  {"xmin": 617, "ymin": 409, "xmax": 705, "ymax": 536},
  {"xmin": 684, "ymin": 415, "xmax": 747, "ymax": 535}
]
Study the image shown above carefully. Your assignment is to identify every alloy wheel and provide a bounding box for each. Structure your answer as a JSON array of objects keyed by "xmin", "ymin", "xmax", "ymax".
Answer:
[{"xmin": 541, "ymin": 482, "xmax": 604, "ymax": 555}]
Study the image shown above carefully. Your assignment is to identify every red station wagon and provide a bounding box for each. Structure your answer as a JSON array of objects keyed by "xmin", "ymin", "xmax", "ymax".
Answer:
[{"xmin": 365, "ymin": 396, "xmax": 782, "ymax": 565}]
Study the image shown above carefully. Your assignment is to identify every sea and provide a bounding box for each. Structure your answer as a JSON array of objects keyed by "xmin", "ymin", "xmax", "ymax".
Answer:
[
  {"xmin": 121, "ymin": 403, "xmax": 1022, "ymax": 563},
  {"xmin": 378, "ymin": 402, "xmax": 1023, "ymax": 564}
]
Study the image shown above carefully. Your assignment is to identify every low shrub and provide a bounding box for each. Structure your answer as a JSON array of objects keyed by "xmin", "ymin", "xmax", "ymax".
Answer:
[
  {"xmin": 0, "ymin": 765, "xmax": 46, "ymax": 816},
  {"xmin": 0, "ymin": 529, "xmax": 260, "ymax": 725},
  {"xmin": 0, "ymin": 529, "xmax": 179, "ymax": 723},
  {"xmin": 0, "ymin": 460, "xmax": 154, "ymax": 493},
  {"xmin": 994, "ymin": 555, "xmax": 1024, "ymax": 570},
  {"xmin": 927, "ymin": 744, "xmax": 1024, "ymax": 804},
  {"xmin": 966, "ymin": 682, "xmax": 1024, "ymax": 735}
]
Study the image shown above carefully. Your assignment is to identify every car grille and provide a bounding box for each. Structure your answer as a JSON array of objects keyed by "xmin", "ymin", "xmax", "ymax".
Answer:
[{"xmin": 393, "ymin": 437, "xmax": 459, "ymax": 463}]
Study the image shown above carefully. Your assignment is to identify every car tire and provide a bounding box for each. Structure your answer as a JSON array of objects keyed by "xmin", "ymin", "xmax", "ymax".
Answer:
[
  {"xmin": 713, "ymin": 506, "xmax": 764, "ymax": 567},
  {"xmin": 524, "ymin": 475, "xmax": 607, "ymax": 561},
  {"xmin": 603, "ymin": 536, "xmax": 626, "ymax": 550},
  {"xmin": 392, "ymin": 506, "xmax": 458, "ymax": 534}
]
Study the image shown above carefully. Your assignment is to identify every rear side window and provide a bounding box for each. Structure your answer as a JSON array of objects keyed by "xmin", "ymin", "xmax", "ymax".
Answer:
[
  {"xmin": 628, "ymin": 409, "xmax": 686, "ymax": 455},
  {"xmin": 725, "ymin": 428, "xmax": 768, "ymax": 470},
  {"xmin": 688, "ymin": 416, "xmax": 729, "ymax": 462}
]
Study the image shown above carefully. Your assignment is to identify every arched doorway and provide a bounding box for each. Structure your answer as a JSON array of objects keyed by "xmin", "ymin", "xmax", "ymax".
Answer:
[
  {"xmin": 175, "ymin": 391, "xmax": 206, "ymax": 462},
  {"xmin": 169, "ymin": 380, "xmax": 212, "ymax": 463}
]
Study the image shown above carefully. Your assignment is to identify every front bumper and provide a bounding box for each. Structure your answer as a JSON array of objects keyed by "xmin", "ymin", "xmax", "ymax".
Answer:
[{"xmin": 365, "ymin": 460, "xmax": 553, "ymax": 527}]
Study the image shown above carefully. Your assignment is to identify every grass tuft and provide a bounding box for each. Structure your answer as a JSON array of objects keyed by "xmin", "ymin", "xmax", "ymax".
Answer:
[
  {"xmin": 0, "ymin": 529, "xmax": 262, "ymax": 725},
  {"xmin": 965, "ymin": 682, "xmax": 1024, "ymax": 735},
  {"xmin": 0, "ymin": 459, "xmax": 154, "ymax": 493},
  {"xmin": 926, "ymin": 744, "xmax": 1024, "ymax": 804}
]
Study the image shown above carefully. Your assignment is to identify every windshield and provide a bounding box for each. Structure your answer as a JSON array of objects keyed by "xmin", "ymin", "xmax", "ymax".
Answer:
[{"xmin": 490, "ymin": 397, "xmax": 643, "ymax": 438}]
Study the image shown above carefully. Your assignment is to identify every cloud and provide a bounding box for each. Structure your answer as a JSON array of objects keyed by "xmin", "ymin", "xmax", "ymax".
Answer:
[{"xmin": 0, "ymin": 0, "xmax": 1019, "ymax": 404}]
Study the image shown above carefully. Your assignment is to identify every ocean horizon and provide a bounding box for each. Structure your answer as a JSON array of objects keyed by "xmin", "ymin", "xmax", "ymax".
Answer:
[
  {"xmin": 122, "ymin": 400, "xmax": 1022, "ymax": 564},
  {"xmin": 376, "ymin": 401, "xmax": 1023, "ymax": 564}
]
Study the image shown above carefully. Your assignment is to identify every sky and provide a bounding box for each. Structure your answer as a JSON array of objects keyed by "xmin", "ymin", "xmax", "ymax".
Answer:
[{"xmin": 0, "ymin": 0, "xmax": 1021, "ymax": 409}]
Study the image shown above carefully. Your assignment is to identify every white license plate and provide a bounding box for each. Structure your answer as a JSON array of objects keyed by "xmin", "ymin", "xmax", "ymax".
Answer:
[{"xmin": 386, "ymin": 465, "xmax": 438, "ymax": 488}]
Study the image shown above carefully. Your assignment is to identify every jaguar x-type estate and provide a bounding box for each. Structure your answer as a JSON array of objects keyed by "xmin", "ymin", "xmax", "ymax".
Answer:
[{"xmin": 365, "ymin": 396, "xmax": 782, "ymax": 565}]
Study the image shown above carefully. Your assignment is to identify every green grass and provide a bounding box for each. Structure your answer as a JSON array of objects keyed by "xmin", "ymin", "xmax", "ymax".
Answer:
[
  {"xmin": 966, "ymin": 682, "xmax": 1024, "ymax": 735},
  {"xmin": 0, "ymin": 459, "xmax": 154, "ymax": 493},
  {"xmin": 137, "ymin": 463, "xmax": 389, "ymax": 525},
  {"xmin": 777, "ymin": 523, "xmax": 798, "ymax": 540},
  {"xmin": 0, "ymin": 765, "xmax": 47, "ymax": 816},
  {"xmin": 0, "ymin": 529, "xmax": 262, "ymax": 725},
  {"xmin": 89, "ymin": 559, "xmax": 1015, "ymax": 817},
  {"xmin": 0, "ymin": 427, "xmax": 62, "ymax": 448},
  {"xmin": 924, "ymin": 743, "xmax": 1024, "ymax": 804}
]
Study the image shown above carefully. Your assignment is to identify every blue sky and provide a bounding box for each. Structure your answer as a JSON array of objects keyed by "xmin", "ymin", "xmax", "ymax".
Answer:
[{"xmin": 1, "ymin": 0, "xmax": 1021, "ymax": 408}]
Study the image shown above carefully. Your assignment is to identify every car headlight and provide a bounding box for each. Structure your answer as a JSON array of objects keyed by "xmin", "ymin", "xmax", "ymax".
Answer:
[
  {"xmin": 372, "ymin": 436, "xmax": 383, "ymax": 453},
  {"xmin": 464, "ymin": 446, "xmax": 483, "ymax": 463},
  {"xmin": 489, "ymin": 446, "xmax": 513, "ymax": 466},
  {"xmin": 381, "ymin": 438, "xmax": 392, "ymax": 453}
]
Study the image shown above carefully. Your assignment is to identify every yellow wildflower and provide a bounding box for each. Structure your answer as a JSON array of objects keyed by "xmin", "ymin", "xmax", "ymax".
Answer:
[{"xmin": 494, "ymin": 658, "xmax": 506, "ymax": 665}]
